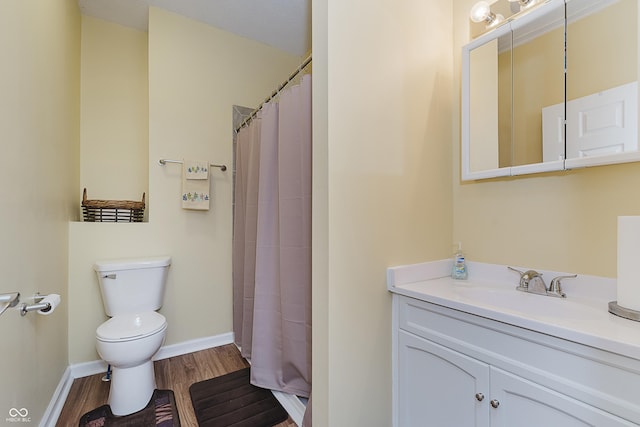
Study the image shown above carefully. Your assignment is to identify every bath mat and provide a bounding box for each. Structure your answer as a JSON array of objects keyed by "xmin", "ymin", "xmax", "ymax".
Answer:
[
  {"xmin": 78, "ymin": 389, "xmax": 181, "ymax": 427},
  {"xmin": 189, "ymin": 368, "xmax": 289, "ymax": 427}
]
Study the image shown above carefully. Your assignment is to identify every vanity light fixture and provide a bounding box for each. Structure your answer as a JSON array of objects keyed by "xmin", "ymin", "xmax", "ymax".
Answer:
[{"xmin": 470, "ymin": 1, "xmax": 504, "ymax": 28}]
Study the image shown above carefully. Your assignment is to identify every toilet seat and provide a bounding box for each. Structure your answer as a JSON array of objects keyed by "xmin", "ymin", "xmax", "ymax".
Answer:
[{"xmin": 97, "ymin": 312, "xmax": 166, "ymax": 343}]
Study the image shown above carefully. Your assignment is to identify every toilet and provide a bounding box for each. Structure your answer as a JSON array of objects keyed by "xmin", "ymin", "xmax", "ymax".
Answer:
[{"xmin": 93, "ymin": 256, "xmax": 171, "ymax": 416}]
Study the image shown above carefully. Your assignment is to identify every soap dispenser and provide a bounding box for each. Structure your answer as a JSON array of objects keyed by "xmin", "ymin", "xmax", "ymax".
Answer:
[{"xmin": 451, "ymin": 242, "xmax": 468, "ymax": 280}]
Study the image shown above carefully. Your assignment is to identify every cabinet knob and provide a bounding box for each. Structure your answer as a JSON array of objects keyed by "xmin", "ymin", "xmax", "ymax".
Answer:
[
  {"xmin": 490, "ymin": 399, "xmax": 500, "ymax": 409},
  {"xmin": 475, "ymin": 393, "xmax": 484, "ymax": 402}
]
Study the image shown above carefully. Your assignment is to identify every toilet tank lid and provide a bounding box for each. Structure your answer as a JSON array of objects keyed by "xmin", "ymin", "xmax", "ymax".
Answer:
[{"xmin": 93, "ymin": 256, "xmax": 171, "ymax": 272}]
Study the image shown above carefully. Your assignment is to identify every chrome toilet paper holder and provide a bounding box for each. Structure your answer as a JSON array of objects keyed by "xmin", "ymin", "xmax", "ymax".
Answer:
[{"xmin": 20, "ymin": 293, "xmax": 52, "ymax": 316}]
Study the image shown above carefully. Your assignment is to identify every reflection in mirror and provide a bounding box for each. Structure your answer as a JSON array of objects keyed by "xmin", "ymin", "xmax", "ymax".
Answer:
[
  {"xmin": 463, "ymin": 0, "xmax": 566, "ymax": 180},
  {"xmin": 464, "ymin": 0, "xmax": 640, "ymax": 180},
  {"xmin": 468, "ymin": 30, "xmax": 512, "ymax": 173},
  {"xmin": 512, "ymin": 4, "xmax": 565, "ymax": 166},
  {"xmin": 564, "ymin": 0, "xmax": 638, "ymax": 163}
]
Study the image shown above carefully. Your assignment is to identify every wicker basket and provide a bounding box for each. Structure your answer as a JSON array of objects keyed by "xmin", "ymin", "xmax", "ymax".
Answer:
[{"xmin": 82, "ymin": 188, "xmax": 145, "ymax": 222}]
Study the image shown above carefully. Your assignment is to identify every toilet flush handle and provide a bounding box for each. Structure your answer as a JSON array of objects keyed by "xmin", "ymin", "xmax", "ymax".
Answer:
[{"xmin": 102, "ymin": 274, "xmax": 116, "ymax": 279}]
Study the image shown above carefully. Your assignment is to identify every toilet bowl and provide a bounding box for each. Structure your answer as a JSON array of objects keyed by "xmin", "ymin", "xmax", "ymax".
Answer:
[
  {"xmin": 96, "ymin": 312, "xmax": 167, "ymax": 415},
  {"xmin": 93, "ymin": 256, "xmax": 171, "ymax": 416}
]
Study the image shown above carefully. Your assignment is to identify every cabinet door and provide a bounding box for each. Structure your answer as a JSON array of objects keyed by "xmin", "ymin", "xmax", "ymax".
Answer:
[
  {"xmin": 398, "ymin": 330, "xmax": 490, "ymax": 427},
  {"xmin": 490, "ymin": 367, "xmax": 636, "ymax": 427}
]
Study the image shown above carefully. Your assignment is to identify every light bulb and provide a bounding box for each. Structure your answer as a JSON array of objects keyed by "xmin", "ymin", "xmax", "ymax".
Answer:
[
  {"xmin": 470, "ymin": 1, "xmax": 491, "ymax": 23},
  {"xmin": 487, "ymin": 13, "xmax": 505, "ymax": 28}
]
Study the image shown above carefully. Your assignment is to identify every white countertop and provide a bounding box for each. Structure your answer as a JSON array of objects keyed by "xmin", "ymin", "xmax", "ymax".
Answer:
[{"xmin": 388, "ymin": 260, "xmax": 640, "ymax": 360}]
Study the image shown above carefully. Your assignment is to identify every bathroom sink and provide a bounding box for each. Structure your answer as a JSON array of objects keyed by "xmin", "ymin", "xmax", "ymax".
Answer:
[
  {"xmin": 388, "ymin": 260, "xmax": 640, "ymax": 361},
  {"xmin": 452, "ymin": 284, "xmax": 602, "ymax": 320}
]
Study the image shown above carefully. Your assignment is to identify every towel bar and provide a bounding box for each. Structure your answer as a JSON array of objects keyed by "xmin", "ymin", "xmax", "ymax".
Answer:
[
  {"xmin": 159, "ymin": 159, "xmax": 227, "ymax": 172},
  {"xmin": 0, "ymin": 292, "xmax": 20, "ymax": 317}
]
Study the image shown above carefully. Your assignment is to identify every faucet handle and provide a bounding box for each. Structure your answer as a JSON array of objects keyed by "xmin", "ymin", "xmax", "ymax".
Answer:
[
  {"xmin": 548, "ymin": 274, "xmax": 577, "ymax": 298},
  {"xmin": 508, "ymin": 267, "xmax": 542, "ymax": 289}
]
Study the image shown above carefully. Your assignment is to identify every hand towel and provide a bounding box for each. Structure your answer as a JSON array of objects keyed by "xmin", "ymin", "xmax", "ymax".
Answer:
[
  {"xmin": 182, "ymin": 160, "xmax": 210, "ymax": 210},
  {"xmin": 184, "ymin": 161, "xmax": 209, "ymax": 179}
]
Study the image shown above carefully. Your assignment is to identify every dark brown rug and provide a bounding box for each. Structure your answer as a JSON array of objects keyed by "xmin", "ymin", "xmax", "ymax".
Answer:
[
  {"xmin": 189, "ymin": 368, "xmax": 289, "ymax": 427},
  {"xmin": 78, "ymin": 389, "xmax": 181, "ymax": 427}
]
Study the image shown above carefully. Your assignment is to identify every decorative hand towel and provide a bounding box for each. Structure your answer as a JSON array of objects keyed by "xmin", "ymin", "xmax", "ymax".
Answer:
[
  {"xmin": 184, "ymin": 160, "xmax": 209, "ymax": 179},
  {"xmin": 182, "ymin": 160, "xmax": 210, "ymax": 210}
]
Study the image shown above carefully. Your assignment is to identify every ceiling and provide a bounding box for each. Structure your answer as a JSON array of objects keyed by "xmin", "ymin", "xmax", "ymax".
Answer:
[{"xmin": 77, "ymin": 0, "xmax": 312, "ymax": 56}]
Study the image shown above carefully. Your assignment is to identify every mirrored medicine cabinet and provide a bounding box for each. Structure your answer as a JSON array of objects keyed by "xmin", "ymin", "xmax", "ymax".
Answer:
[{"xmin": 462, "ymin": 0, "xmax": 639, "ymax": 181}]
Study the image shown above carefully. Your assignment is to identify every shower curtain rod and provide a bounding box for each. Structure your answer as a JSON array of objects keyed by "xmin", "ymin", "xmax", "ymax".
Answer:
[{"xmin": 235, "ymin": 54, "xmax": 312, "ymax": 133}]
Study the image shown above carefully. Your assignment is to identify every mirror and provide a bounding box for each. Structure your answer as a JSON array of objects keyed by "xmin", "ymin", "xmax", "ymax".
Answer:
[
  {"xmin": 564, "ymin": 0, "xmax": 639, "ymax": 168},
  {"xmin": 464, "ymin": 25, "xmax": 512, "ymax": 179},
  {"xmin": 462, "ymin": 0, "xmax": 640, "ymax": 181},
  {"xmin": 511, "ymin": 4, "xmax": 565, "ymax": 170},
  {"xmin": 463, "ymin": 0, "xmax": 566, "ymax": 180}
]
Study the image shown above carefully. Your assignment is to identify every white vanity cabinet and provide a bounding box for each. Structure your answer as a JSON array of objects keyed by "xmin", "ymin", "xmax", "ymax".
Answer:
[
  {"xmin": 398, "ymin": 330, "xmax": 489, "ymax": 426},
  {"xmin": 392, "ymin": 295, "xmax": 640, "ymax": 427},
  {"xmin": 488, "ymin": 367, "xmax": 629, "ymax": 427}
]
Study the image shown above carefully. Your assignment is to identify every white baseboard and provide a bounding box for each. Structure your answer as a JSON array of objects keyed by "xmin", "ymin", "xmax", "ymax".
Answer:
[
  {"xmin": 45, "ymin": 332, "xmax": 235, "ymax": 426},
  {"xmin": 271, "ymin": 390, "xmax": 307, "ymax": 427},
  {"xmin": 69, "ymin": 358, "xmax": 109, "ymax": 379},
  {"xmin": 39, "ymin": 367, "xmax": 74, "ymax": 427},
  {"xmin": 155, "ymin": 332, "xmax": 234, "ymax": 361}
]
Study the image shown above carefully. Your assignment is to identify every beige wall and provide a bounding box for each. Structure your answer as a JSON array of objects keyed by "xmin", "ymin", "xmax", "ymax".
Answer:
[
  {"xmin": 0, "ymin": 0, "xmax": 80, "ymax": 422},
  {"xmin": 68, "ymin": 9, "xmax": 301, "ymax": 364},
  {"xmin": 454, "ymin": 0, "xmax": 640, "ymax": 279},
  {"xmin": 313, "ymin": 0, "xmax": 454, "ymax": 425},
  {"xmin": 80, "ymin": 17, "xmax": 149, "ymax": 203},
  {"xmin": 311, "ymin": 2, "xmax": 329, "ymax": 424}
]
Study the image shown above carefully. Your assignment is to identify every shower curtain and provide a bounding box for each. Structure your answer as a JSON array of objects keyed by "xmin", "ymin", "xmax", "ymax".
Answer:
[{"xmin": 233, "ymin": 74, "xmax": 312, "ymax": 403}]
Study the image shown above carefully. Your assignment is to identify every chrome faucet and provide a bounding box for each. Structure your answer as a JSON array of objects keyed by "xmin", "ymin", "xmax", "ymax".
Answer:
[{"xmin": 508, "ymin": 267, "xmax": 576, "ymax": 298}]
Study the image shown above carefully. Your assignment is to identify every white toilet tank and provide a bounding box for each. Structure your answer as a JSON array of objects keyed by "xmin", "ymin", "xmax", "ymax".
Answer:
[{"xmin": 94, "ymin": 256, "xmax": 171, "ymax": 317}]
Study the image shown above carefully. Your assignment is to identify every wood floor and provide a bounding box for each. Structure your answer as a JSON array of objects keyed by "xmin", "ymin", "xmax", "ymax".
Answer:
[{"xmin": 56, "ymin": 344, "xmax": 297, "ymax": 426}]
